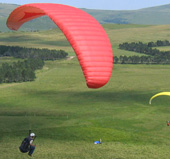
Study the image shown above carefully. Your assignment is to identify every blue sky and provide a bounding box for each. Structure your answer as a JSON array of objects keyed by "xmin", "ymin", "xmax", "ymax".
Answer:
[{"xmin": 0, "ymin": 0, "xmax": 170, "ymax": 10}]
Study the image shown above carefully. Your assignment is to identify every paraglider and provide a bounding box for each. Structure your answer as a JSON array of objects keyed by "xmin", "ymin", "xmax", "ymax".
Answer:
[
  {"xmin": 6, "ymin": 3, "xmax": 113, "ymax": 89},
  {"xmin": 149, "ymin": 92, "xmax": 170, "ymax": 104}
]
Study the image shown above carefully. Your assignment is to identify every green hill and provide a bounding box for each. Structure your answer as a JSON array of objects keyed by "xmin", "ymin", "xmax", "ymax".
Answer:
[
  {"xmin": 85, "ymin": 4, "xmax": 170, "ymax": 25},
  {"xmin": 1, "ymin": 3, "xmax": 170, "ymax": 32},
  {"xmin": 0, "ymin": 3, "xmax": 57, "ymax": 32}
]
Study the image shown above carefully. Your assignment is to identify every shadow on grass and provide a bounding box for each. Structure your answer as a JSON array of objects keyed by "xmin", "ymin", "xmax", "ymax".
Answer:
[
  {"xmin": 0, "ymin": 89, "xmax": 158, "ymax": 143},
  {"xmin": 23, "ymin": 89, "xmax": 151, "ymax": 106}
]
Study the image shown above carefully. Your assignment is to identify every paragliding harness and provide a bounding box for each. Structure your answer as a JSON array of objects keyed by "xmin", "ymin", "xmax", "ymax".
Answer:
[
  {"xmin": 19, "ymin": 137, "xmax": 30, "ymax": 153},
  {"xmin": 19, "ymin": 130, "xmax": 36, "ymax": 153}
]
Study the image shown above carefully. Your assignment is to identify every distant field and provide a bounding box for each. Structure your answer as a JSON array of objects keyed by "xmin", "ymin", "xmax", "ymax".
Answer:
[
  {"xmin": 2, "ymin": 24, "xmax": 170, "ymax": 158},
  {"xmin": 102, "ymin": 24, "xmax": 152, "ymax": 30},
  {"xmin": 1, "ymin": 24, "xmax": 170, "ymax": 57},
  {"xmin": 0, "ymin": 29, "xmax": 73, "ymax": 54},
  {"xmin": 154, "ymin": 46, "xmax": 170, "ymax": 51}
]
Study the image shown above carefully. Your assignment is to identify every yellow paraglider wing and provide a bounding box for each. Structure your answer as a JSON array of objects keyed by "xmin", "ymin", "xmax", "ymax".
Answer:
[{"xmin": 149, "ymin": 92, "xmax": 170, "ymax": 104}]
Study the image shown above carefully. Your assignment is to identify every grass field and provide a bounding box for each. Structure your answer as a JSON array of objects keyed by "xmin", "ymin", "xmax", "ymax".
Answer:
[
  {"xmin": 1, "ymin": 24, "xmax": 170, "ymax": 158},
  {"xmin": 154, "ymin": 46, "xmax": 170, "ymax": 51},
  {"xmin": 2, "ymin": 24, "xmax": 170, "ymax": 57}
]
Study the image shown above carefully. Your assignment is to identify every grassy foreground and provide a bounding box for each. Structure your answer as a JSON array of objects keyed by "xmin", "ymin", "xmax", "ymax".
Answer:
[
  {"xmin": 1, "ymin": 24, "xmax": 170, "ymax": 158},
  {"xmin": 1, "ymin": 58, "xmax": 170, "ymax": 159}
]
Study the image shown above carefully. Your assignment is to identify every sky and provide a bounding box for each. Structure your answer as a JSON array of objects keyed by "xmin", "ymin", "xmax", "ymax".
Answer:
[{"xmin": 0, "ymin": 0, "xmax": 170, "ymax": 10}]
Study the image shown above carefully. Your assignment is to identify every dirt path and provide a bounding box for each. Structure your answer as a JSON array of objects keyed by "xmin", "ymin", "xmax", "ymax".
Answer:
[{"xmin": 67, "ymin": 56, "xmax": 75, "ymax": 60}]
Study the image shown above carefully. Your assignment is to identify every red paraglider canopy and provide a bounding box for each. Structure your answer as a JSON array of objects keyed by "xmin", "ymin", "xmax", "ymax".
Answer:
[{"xmin": 7, "ymin": 3, "xmax": 113, "ymax": 88}]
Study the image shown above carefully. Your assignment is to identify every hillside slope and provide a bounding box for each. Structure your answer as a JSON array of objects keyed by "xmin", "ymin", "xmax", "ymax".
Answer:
[
  {"xmin": 1, "ymin": 24, "xmax": 170, "ymax": 58},
  {"xmin": 1, "ymin": 3, "xmax": 170, "ymax": 32},
  {"xmin": 83, "ymin": 4, "xmax": 170, "ymax": 24}
]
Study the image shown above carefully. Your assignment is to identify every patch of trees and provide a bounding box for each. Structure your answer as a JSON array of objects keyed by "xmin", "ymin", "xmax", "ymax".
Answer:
[
  {"xmin": 0, "ymin": 45, "xmax": 68, "ymax": 83},
  {"xmin": 0, "ymin": 45, "xmax": 68, "ymax": 60},
  {"xmin": 0, "ymin": 59, "xmax": 44, "ymax": 83},
  {"xmin": 116, "ymin": 40, "xmax": 170, "ymax": 64},
  {"xmin": 103, "ymin": 17, "xmax": 129, "ymax": 24}
]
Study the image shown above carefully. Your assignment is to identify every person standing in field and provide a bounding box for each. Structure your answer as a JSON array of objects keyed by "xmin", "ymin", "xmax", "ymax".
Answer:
[{"xmin": 19, "ymin": 132, "xmax": 36, "ymax": 157}]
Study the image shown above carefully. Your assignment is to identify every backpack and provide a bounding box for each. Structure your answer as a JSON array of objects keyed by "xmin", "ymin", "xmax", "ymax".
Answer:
[{"xmin": 20, "ymin": 137, "xmax": 30, "ymax": 151}]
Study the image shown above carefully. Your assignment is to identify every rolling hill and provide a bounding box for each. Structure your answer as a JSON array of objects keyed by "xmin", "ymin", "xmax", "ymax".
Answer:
[{"xmin": 1, "ymin": 3, "xmax": 170, "ymax": 32}]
